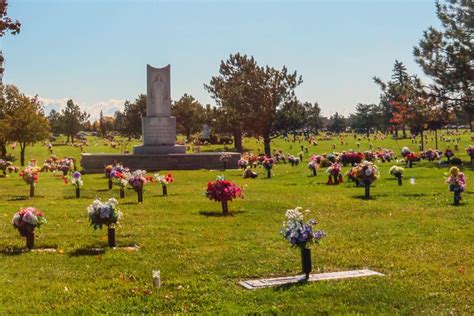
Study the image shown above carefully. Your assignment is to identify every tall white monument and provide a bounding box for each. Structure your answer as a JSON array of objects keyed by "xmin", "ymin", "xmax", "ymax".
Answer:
[{"xmin": 133, "ymin": 64, "xmax": 186, "ymax": 154}]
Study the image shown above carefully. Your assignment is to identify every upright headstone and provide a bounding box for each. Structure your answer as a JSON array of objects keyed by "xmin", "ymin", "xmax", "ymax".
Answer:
[
  {"xmin": 201, "ymin": 124, "xmax": 212, "ymax": 139},
  {"xmin": 134, "ymin": 64, "xmax": 186, "ymax": 154}
]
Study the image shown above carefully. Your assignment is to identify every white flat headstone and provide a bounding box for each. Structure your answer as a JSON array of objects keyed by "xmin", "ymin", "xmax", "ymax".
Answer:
[{"xmin": 239, "ymin": 269, "xmax": 384, "ymax": 290}]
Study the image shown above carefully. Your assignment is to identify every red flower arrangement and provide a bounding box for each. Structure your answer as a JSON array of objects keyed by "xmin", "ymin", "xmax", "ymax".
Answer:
[{"xmin": 205, "ymin": 176, "xmax": 243, "ymax": 215}]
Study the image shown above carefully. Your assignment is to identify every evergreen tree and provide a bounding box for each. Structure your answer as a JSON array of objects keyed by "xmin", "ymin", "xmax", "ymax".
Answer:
[{"xmin": 413, "ymin": 0, "xmax": 473, "ymax": 130}]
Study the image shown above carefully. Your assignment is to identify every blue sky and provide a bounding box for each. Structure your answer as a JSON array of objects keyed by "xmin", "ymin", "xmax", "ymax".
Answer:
[{"xmin": 2, "ymin": 0, "xmax": 439, "ymax": 119}]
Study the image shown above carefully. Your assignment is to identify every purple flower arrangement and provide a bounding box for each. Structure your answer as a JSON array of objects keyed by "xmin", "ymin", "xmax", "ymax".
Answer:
[{"xmin": 281, "ymin": 207, "xmax": 325, "ymax": 249}]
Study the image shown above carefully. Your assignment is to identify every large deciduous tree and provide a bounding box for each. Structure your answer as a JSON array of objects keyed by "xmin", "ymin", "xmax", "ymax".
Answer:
[
  {"xmin": 413, "ymin": 0, "xmax": 473, "ymax": 131},
  {"xmin": 253, "ymin": 65, "xmax": 302, "ymax": 155},
  {"xmin": 2, "ymin": 85, "xmax": 50, "ymax": 165},
  {"xmin": 0, "ymin": 0, "xmax": 21, "ymax": 85},
  {"xmin": 172, "ymin": 94, "xmax": 205, "ymax": 140}
]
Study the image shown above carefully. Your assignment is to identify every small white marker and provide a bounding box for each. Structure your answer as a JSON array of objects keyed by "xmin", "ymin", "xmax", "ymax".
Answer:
[{"xmin": 153, "ymin": 270, "xmax": 161, "ymax": 288}]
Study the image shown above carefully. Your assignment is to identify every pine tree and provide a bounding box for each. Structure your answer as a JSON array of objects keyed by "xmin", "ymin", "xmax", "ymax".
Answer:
[{"xmin": 413, "ymin": 0, "xmax": 473, "ymax": 131}]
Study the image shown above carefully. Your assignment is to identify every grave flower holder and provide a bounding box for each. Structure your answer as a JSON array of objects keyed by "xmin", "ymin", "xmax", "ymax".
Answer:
[
  {"xmin": 312, "ymin": 167, "xmax": 317, "ymax": 177},
  {"xmin": 137, "ymin": 187, "xmax": 143, "ymax": 203},
  {"xmin": 267, "ymin": 169, "xmax": 272, "ymax": 178},
  {"xmin": 108, "ymin": 178, "xmax": 113, "ymax": 190},
  {"xmin": 107, "ymin": 226, "xmax": 116, "ymax": 247},
  {"xmin": 18, "ymin": 228, "xmax": 35, "ymax": 250},
  {"xmin": 453, "ymin": 191, "xmax": 461, "ymax": 206},
  {"xmin": 221, "ymin": 200, "xmax": 229, "ymax": 215},
  {"xmin": 29, "ymin": 183, "xmax": 35, "ymax": 197},
  {"xmin": 364, "ymin": 180, "xmax": 371, "ymax": 199},
  {"xmin": 162, "ymin": 185, "xmax": 167, "ymax": 196},
  {"xmin": 76, "ymin": 187, "xmax": 80, "ymax": 198},
  {"xmin": 120, "ymin": 187, "xmax": 125, "ymax": 198},
  {"xmin": 301, "ymin": 247, "xmax": 312, "ymax": 279},
  {"xmin": 397, "ymin": 175, "xmax": 402, "ymax": 186}
]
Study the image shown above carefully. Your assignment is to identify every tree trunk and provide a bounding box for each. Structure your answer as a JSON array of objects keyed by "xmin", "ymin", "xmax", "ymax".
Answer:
[
  {"xmin": 71, "ymin": 134, "xmax": 74, "ymax": 144},
  {"xmin": 469, "ymin": 112, "xmax": 473, "ymax": 132},
  {"xmin": 0, "ymin": 143, "xmax": 6, "ymax": 157},
  {"xmin": 420, "ymin": 129, "xmax": 424, "ymax": 151},
  {"xmin": 66, "ymin": 135, "xmax": 70, "ymax": 143},
  {"xmin": 233, "ymin": 129, "xmax": 243, "ymax": 153},
  {"xmin": 435, "ymin": 129, "xmax": 438, "ymax": 150},
  {"xmin": 263, "ymin": 134, "xmax": 271, "ymax": 156},
  {"xmin": 20, "ymin": 144, "xmax": 26, "ymax": 166}
]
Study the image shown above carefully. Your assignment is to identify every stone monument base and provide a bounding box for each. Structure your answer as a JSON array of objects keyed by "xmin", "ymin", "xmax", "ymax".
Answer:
[
  {"xmin": 133, "ymin": 144, "xmax": 186, "ymax": 154},
  {"xmin": 80, "ymin": 152, "xmax": 240, "ymax": 173}
]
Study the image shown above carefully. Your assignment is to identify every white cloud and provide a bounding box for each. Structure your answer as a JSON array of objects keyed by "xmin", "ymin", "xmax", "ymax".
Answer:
[{"xmin": 36, "ymin": 97, "xmax": 126, "ymax": 121}]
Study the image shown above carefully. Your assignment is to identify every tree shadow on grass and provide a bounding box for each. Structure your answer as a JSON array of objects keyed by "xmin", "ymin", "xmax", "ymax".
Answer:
[{"xmin": 199, "ymin": 210, "xmax": 244, "ymax": 217}]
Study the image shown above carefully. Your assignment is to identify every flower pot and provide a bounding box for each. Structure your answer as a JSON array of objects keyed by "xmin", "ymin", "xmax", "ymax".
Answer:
[
  {"xmin": 397, "ymin": 175, "xmax": 402, "ymax": 186},
  {"xmin": 75, "ymin": 187, "xmax": 80, "ymax": 198},
  {"xmin": 301, "ymin": 247, "xmax": 312, "ymax": 279},
  {"xmin": 364, "ymin": 181, "xmax": 370, "ymax": 199},
  {"xmin": 29, "ymin": 183, "xmax": 34, "ymax": 197},
  {"xmin": 221, "ymin": 200, "xmax": 229, "ymax": 215},
  {"xmin": 137, "ymin": 188, "xmax": 143, "ymax": 203},
  {"xmin": 162, "ymin": 185, "xmax": 167, "ymax": 196},
  {"xmin": 26, "ymin": 232, "xmax": 34, "ymax": 250},
  {"xmin": 107, "ymin": 227, "xmax": 116, "ymax": 247},
  {"xmin": 108, "ymin": 178, "xmax": 113, "ymax": 190},
  {"xmin": 120, "ymin": 187, "xmax": 125, "ymax": 199},
  {"xmin": 454, "ymin": 191, "xmax": 461, "ymax": 206}
]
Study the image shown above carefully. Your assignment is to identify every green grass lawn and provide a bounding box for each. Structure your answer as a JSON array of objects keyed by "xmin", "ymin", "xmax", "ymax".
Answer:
[{"xmin": 0, "ymin": 131, "xmax": 473, "ymax": 314}]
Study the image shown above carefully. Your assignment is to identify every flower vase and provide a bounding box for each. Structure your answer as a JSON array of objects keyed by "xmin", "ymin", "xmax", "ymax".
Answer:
[
  {"xmin": 26, "ymin": 232, "xmax": 35, "ymax": 250},
  {"xmin": 291, "ymin": 161, "xmax": 295, "ymax": 166},
  {"xmin": 221, "ymin": 200, "xmax": 229, "ymax": 215},
  {"xmin": 408, "ymin": 160, "xmax": 413, "ymax": 168},
  {"xmin": 162, "ymin": 185, "xmax": 167, "ymax": 196},
  {"xmin": 312, "ymin": 168, "xmax": 317, "ymax": 177},
  {"xmin": 29, "ymin": 183, "xmax": 34, "ymax": 197},
  {"xmin": 333, "ymin": 174, "xmax": 338, "ymax": 185},
  {"xmin": 108, "ymin": 178, "xmax": 113, "ymax": 190},
  {"xmin": 75, "ymin": 187, "xmax": 80, "ymax": 198},
  {"xmin": 137, "ymin": 188, "xmax": 143, "ymax": 203},
  {"xmin": 62, "ymin": 170, "xmax": 68, "ymax": 176},
  {"xmin": 267, "ymin": 169, "xmax": 271, "ymax": 178},
  {"xmin": 364, "ymin": 180, "xmax": 370, "ymax": 199},
  {"xmin": 454, "ymin": 191, "xmax": 461, "ymax": 206},
  {"xmin": 301, "ymin": 247, "xmax": 312, "ymax": 279},
  {"xmin": 107, "ymin": 227, "xmax": 116, "ymax": 247},
  {"xmin": 120, "ymin": 187, "xmax": 125, "ymax": 199},
  {"xmin": 397, "ymin": 175, "xmax": 402, "ymax": 186}
]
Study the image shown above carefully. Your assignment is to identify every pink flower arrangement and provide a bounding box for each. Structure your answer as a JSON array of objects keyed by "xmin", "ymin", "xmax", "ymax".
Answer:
[
  {"xmin": 205, "ymin": 176, "xmax": 243, "ymax": 202},
  {"xmin": 11, "ymin": 207, "xmax": 47, "ymax": 237},
  {"xmin": 326, "ymin": 163, "xmax": 343, "ymax": 185},
  {"xmin": 128, "ymin": 170, "xmax": 148, "ymax": 192}
]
